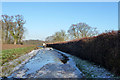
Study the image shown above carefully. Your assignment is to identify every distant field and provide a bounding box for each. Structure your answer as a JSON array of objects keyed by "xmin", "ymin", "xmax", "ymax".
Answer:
[
  {"xmin": 2, "ymin": 44, "xmax": 35, "ymax": 50},
  {"xmin": 1, "ymin": 44, "xmax": 37, "ymax": 65}
]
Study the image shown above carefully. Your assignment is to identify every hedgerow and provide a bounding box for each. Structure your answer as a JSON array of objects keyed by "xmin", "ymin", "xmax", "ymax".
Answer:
[{"xmin": 47, "ymin": 30, "xmax": 120, "ymax": 76}]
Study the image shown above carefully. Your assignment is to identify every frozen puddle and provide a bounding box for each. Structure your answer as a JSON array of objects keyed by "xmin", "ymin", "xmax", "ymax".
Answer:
[{"xmin": 9, "ymin": 48, "xmax": 82, "ymax": 78}]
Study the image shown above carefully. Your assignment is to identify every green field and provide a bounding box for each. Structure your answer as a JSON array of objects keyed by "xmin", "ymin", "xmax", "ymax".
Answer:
[{"xmin": 1, "ymin": 46, "xmax": 36, "ymax": 65}]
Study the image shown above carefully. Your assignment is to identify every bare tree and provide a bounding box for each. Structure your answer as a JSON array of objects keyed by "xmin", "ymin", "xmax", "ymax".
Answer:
[
  {"xmin": 2, "ymin": 15, "xmax": 25, "ymax": 44},
  {"xmin": 9, "ymin": 15, "xmax": 25, "ymax": 44},
  {"xmin": 0, "ymin": 20, "xmax": 2, "ymax": 43},
  {"xmin": 45, "ymin": 30, "xmax": 68, "ymax": 43},
  {"xmin": 2, "ymin": 15, "xmax": 14, "ymax": 43},
  {"xmin": 45, "ymin": 36, "xmax": 54, "ymax": 43},
  {"xmin": 53, "ymin": 30, "xmax": 67, "ymax": 42},
  {"xmin": 68, "ymin": 23, "xmax": 98, "ymax": 40}
]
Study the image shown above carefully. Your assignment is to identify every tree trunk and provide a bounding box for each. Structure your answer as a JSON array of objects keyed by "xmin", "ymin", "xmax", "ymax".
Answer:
[{"xmin": 14, "ymin": 39, "xmax": 17, "ymax": 45}]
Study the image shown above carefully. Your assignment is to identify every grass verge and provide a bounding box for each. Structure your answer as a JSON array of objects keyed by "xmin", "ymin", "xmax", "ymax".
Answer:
[
  {"xmin": 1, "ymin": 46, "xmax": 36, "ymax": 65},
  {"xmin": 1, "ymin": 46, "xmax": 40, "ymax": 77}
]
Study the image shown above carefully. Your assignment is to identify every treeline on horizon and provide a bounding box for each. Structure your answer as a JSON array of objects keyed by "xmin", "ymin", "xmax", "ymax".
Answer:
[
  {"xmin": 1, "ymin": 14, "xmax": 118, "ymax": 46},
  {"xmin": 1, "ymin": 14, "xmax": 100, "ymax": 45},
  {"xmin": 45, "ymin": 22, "xmax": 99, "ymax": 43},
  {"xmin": 23, "ymin": 40, "xmax": 44, "ymax": 46}
]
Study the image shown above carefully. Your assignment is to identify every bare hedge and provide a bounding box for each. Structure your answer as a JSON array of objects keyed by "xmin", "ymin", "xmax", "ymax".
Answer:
[{"xmin": 47, "ymin": 31, "xmax": 120, "ymax": 76}]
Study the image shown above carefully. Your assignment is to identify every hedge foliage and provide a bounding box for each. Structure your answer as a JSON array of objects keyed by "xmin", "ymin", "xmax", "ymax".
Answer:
[{"xmin": 47, "ymin": 31, "xmax": 120, "ymax": 76}]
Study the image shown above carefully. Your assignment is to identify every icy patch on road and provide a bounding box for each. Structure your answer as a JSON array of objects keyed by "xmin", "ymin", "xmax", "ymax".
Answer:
[
  {"xmin": 8, "ymin": 48, "xmax": 83, "ymax": 78},
  {"xmin": 68, "ymin": 55, "xmax": 117, "ymax": 78},
  {"xmin": 53, "ymin": 49, "xmax": 84, "ymax": 77},
  {"xmin": 34, "ymin": 63, "xmax": 83, "ymax": 78},
  {"xmin": 24, "ymin": 49, "xmax": 62, "ymax": 74},
  {"xmin": 9, "ymin": 48, "xmax": 63, "ymax": 78},
  {"xmin": 54, "ymin": 49, "xmax": 119, "ymax": 78}
]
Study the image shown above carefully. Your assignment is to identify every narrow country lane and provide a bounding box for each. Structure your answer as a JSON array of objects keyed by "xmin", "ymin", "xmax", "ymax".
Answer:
[{"xmin": 8, "ymin": 48, "xmax": 83, "ymax": 78}]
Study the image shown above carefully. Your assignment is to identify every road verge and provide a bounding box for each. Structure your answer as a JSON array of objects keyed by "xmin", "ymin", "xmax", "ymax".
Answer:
[{"xmin": 1, "ymin": 49, "xmax": 40, "ymax": 77}]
